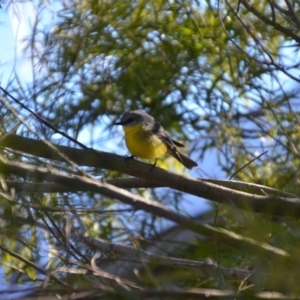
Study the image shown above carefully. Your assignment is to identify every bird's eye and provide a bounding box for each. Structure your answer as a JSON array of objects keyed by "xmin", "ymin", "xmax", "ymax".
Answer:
[{"xmin": 126, "ymin": 117, "xmax": 133, "ymax": 123}]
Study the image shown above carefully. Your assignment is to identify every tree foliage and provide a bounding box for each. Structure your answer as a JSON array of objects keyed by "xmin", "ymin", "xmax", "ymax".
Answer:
[{"xmin": 1, "ymin": 0, "xmax": 300, "ymax": 298}]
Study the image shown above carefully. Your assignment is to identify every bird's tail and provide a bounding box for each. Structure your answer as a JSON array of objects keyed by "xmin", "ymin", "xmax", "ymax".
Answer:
[{"xmin": 168, "ymin": 149, "xmax": 198, "ymax": 170}]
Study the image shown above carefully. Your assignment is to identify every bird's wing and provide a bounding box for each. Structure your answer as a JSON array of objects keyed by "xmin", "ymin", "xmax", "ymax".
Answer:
[
  {"xmin": 152, "ymin": 121, "xmax": 197, "ymax": 169},
  {"xmin": 171, "ymin": 139, "xmax": 185, "ymax": 148},
  {"xmin": 152, "ymin": 122, "xmax": 184, "ymax": 150}
]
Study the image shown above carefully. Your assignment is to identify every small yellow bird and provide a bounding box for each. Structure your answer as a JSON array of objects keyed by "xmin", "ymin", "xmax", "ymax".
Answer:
[{"xmin": 115, "ymin": 110, "xmax": 198, "ymax": 169}]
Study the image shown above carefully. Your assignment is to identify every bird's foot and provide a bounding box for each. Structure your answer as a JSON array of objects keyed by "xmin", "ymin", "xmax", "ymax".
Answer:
[{"xmin": 148, "ymin": 158, "xmax": 157, "ymax": 173}]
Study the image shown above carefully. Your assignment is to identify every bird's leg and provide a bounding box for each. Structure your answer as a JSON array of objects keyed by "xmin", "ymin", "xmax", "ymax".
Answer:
[{"xmin": 148, "ymin": 158, "xmax": 157, "ymax": 173}]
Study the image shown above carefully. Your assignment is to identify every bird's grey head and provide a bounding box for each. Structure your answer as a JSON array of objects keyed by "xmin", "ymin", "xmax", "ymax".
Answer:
[{"xmin": 115, "ymin": 110, "xmax": 154, "ymax": 127}]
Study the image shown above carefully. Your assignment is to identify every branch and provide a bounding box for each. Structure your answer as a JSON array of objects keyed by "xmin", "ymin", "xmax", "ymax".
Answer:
[
  {"xmin": 1, "ymin": 133, "xmax": 300, "ymax": 218},
  {"xmin": 15, "ymin": 287, "xmax": 299, "ymax": 300},
  {"xmin": 0, "ymin": 244, "xmax": 68, "ymax": 288},
  {"xmin": 0, "ymin": 155, "xmax": 290, "ymax": 260},
  {"xmin": 77, "ymin": 235, "xmax": 252, "ymax": 280},
  {"xmin": 5, "ymin": 178, "xmax": 158, "ymax": 193},
  {"xmin": 240, "ymin": 0, "xmax": 300, "ymax": 44}
]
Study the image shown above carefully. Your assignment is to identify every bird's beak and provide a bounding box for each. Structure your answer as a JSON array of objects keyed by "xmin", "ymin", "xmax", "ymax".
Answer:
[{"xmin": 114, "ymin": 121, "xmax": 124, "ymax": 125}]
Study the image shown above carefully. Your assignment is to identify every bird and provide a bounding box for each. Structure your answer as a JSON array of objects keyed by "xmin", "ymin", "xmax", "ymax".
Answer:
[{"xmin": 115, "ymin": 110, "xmax": 198, "ymax": 169}]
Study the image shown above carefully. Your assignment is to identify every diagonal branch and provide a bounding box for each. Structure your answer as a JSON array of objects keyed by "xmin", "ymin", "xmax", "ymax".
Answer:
[
  {"xmin": 0, "ymin": 155, "xmax": 290, "ymax": 260},
  {"xmin": 1, "ymin": 133, "xmax": 300, "ymax": 218},
  {"xmin": 77, "ymin": 234, "xmax": 252, "ymax": 280},
  {"xmin": 239, "ymin": 0, "xmax": 300, "ymax": 44}
]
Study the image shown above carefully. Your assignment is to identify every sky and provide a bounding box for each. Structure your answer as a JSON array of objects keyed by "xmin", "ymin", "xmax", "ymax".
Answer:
[
  {"xmin": 0, "ymin": 3, "xmax": 215, "ymax": 295},
  {"xmin": 0, "ymin": 0, "xmax": 215, "ymax": 235},
  {"xmin": 2, "ymin": 2, "xmax": 300, "ymax": 299},
  {"xmin": 1, "ymin": 1, "xmax": 223, "ymax": 175},
  {"xmin": 1, "ymin": 2, "xmax": 54, "ymax": 85},
  {"xmin": 0, "ymin": 4, "xmax": 219, "ymax": 259},
  {"xmin": 2, "ymin": 0, "xmax": 295, "ymax": 296},
  {"xmin": 0, "ymin": 9, "xmax": 16, "ymax": 85}
]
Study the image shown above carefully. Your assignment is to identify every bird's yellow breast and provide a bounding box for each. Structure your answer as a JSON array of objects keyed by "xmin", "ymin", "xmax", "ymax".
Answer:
[{"xmin": 123, "ymin": 124, "xmax": 168, "ymax": 159}]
